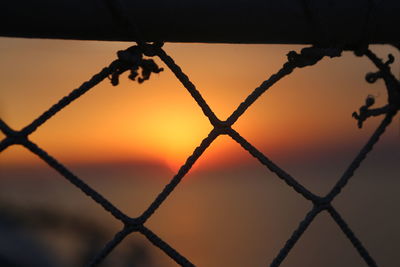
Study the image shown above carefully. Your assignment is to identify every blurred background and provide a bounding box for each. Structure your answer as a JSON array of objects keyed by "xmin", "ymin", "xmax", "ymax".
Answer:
[{"xmin": 0, "ymin": 38, "xmax": 399, "ymax": 266}]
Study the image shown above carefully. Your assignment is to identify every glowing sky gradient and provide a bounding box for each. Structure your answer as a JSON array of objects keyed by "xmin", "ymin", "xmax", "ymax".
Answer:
[{"xmin": 0, "ymin": 38, "xmax": 399, "ymax": 171}]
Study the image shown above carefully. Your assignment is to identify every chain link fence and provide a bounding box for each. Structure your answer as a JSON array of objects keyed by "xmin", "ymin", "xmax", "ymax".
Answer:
[{"xmin": 1, "ymin": 41, "xmax": 399, "ymax": 267}]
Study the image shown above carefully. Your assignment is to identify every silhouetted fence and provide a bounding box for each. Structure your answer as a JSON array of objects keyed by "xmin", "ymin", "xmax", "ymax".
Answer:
[{"xmin": 1, "ymin": 40, "xmax": 399, "ymax": 267}]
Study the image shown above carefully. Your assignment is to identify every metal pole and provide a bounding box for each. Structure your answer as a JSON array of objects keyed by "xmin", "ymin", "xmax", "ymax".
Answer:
[{"xmin": 1, "ymin": 0, "xmax": 400, "ymax": 45}]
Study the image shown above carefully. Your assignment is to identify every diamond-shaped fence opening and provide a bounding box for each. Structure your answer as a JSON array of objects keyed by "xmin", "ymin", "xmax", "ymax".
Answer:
[{"xmin": 1, "ymin": 39, "xmax": 399, "ymax": 267}]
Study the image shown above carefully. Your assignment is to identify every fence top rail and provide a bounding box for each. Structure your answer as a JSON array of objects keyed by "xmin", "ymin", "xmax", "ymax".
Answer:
[{"xmin": 2, "ymin": 0, "xmax": 400, "ymax": 45}]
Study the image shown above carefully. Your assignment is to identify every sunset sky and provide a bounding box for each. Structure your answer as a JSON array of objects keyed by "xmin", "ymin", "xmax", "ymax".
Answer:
[{"xmin": 1, "ymin": 37, "xmax": 399, "ymax": 172}]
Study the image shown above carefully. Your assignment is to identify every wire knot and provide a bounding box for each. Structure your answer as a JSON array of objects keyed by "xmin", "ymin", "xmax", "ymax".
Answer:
[
  {"xmin": 109, "ymin": 45, "xmax": 163, "ymax": 86},
  {"xmin": 353, "ymin": 52, "xmax": 399, "ymax": 128},
  {"xmin": 365, "ymin": 54, "xmax": 394, "ymax": 83},
  {"xmin": 140, "ymin": 41, "xmax": 164, "ymax": 57},
  {"xmin": 353, "ymin": 44, "xmax": 370, "ymax": 57},
  {"xmin": 287, "ymin": 47, "xmax": 342, "ymax": 68}
]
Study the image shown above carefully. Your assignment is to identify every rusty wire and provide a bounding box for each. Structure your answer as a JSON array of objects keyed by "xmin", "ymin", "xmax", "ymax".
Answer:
[{"xmin": 0, "ymin": 42, "xmax": 399, "ymax": 267}]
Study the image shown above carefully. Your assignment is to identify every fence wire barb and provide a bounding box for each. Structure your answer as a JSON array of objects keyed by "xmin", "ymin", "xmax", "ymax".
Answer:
[{"xmin": 1, "ymin": 42, "xmax": 399, "ymax": 267}]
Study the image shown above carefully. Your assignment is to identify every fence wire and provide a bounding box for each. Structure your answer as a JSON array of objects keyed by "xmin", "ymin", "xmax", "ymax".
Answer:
[{"xmin": 1, "ymin": 42, "xmax": 399, "ymax": 267}]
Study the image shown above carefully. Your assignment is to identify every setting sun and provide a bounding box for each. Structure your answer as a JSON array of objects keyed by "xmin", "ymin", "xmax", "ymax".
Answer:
[{"xmin": 128, "ymin": 106, "xmax": 212, "ymax": 171}]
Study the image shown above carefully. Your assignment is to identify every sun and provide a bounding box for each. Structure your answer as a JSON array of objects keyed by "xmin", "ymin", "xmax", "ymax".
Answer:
[
  {"xmin": 124, "ymin": 104, "xmax": 213, "ymax": 172},
  {"xmin": 152, "ymin": 111, "xmax": 212, "ymax": 171}
]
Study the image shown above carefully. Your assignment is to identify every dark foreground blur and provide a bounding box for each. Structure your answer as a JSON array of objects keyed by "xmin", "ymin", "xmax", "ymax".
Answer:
[{"xmin": 0, "ymin": 149, "xmax": 399, "ymax": 267}]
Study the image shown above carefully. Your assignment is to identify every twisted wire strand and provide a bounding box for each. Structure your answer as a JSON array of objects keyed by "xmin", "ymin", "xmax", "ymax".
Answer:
[
  {"xmin": 0, "ymin": 137, "xmax": 12, "ymax": 152},
  {"xmin": 364, "ymin": 48, "xmax": 398, "ymax": 81},
  {"xmin": 327, "ymin": 205, "xmax": 377, "ymax": 267},
  {"xmin": 155, "ymin": 47, "xmax": 220, "ymax": 126},
  {"xmin": 325, "ymin": 111, "xmax": 396, "ymax": 202},
  {"xmin": 88, "ymin": 226, "xmax": 133, "ymax": 266},
  {"xmin": 22, "ymin": 139, "xmax": 130, "ymax": 224},
  {"xmin": 0, "ymin": 118, "xmax": 14, "ymax": 136},
  {"xmin": 139, "ymin": 129, "xmax": 218, "ymax": 223},
  {"xmin": 226, "ymin": 47, "xmax": 342, "ymax": 125},
  {"xmin": 270, "ymin": 205, "xmax": 322, "ymax": 267},
  {"xmin": 227, "ymin": 128, "xmax": 318, "ymax": 202},
  {"xmin": 0, "ymin": 119, "xmax": 18, "ymax": 152},
  {"xmin": 139, "ymin": 226, "xmax": 195, "ymax": 267},
  {"xmin": 20, "ymin": 64, "xmax": 117, "ymax": 136},
  {"xmin": 227, "ymin": 66, "xmax": 295, "ymax": 124},
  {"xmin": 226, "ymin": 60, "xmax": 294, "ymax": 125}
]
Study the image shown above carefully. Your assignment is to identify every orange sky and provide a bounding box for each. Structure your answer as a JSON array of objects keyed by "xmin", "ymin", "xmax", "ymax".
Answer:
[{"xmin": 0, "ymin": 38, "xmax": 399, "ymax": 171}]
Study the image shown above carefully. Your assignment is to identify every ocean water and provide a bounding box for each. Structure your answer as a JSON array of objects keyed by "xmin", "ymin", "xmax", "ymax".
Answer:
[{"xmin": 0, "ymin": 153, "xmax": 399, "ymax": 267}]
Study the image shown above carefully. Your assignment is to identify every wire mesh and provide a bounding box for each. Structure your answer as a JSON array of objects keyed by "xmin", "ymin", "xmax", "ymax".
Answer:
[{"xmin": 0, "ymin": 42, "xmax": 399, "ymax": 267}]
